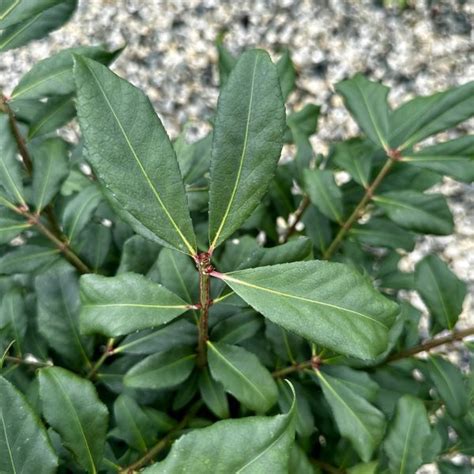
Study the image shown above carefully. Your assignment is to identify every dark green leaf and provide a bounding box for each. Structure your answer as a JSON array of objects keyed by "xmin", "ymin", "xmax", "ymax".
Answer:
[
  {"xmin": 144, "ymin": 386, "xmax": 295, "ymax": 473},
  {"xmin": 322, "ymin": 366, "xmax": 379, "ymax": 402},
  {"xmin": 374, "ymin": 191, "xmax": 453, "ymax": 235},
  {"xmin": 0, "ymin": 376, "xmax": 58, "ymax": 474},
  {"xmin": 11, "ymin": 45, "xmax": 122, "ymax": 101},
  {"xmin": 32, "ymin": 138, "xmax": 69, "ymax": 211},
  {"xmin": 39, "ymin": 367, "xmax": 108, "ymax": 473},
  {"xmin": 0, "ymin": 288, "xmax": 27, "ymax": 356},
  {"xmin": 80, "ymin": 272, "xmax": 189, "ymax": 336},
  {"xmin": 75, "ymin": 56, "xmax": 196, "ymax": 254},
  {"xmin": 304, "ymin": 169, "xmax": 344, "ymax": 223},
  {"xmin": 276, "ymin": 49, "xmax": 296, "ymax": 100},
  {"xmin": 211, "ymin": 309, "xmax": 262, "ymax": 345},
  {"xmin": 415, "ymin": 255, "xmax": 467, "ymax": 330},
  {"xmin": 0, "ymin": 1, "xmax": 77, "ymax": 52},
  {"xmin": 0, "ymin": 0, "xmax": 63, "ymax": 28},
  {"xmin": 124, "ymin": 347, "xmax": 196, "ymax": 390},
  {"xmin": 207, "ymin": 341, "xmax": 278, "ymax": 412},
  {"xmin": 0, "ymin": 209, "xmax": 31, "ymax": 243},
  {"xmin": 208, "ymin": 49, "xmax": 285, "ymax": 250},
  {"xmin": 117, "ymin": 234, "xmax": 161, "ymax": 275},
  {"xmin": 384, "ymin": 395, "xmax": 431, "ymax": 474},
  {"xmin": 335, "ymin": 74, "xmax": 390, "ymax": 150},
  {"xmin": 216, "ymin": 40, "xmax": 237, "ymax": 87},
  {"xmin": 0, "ymin": 245, "xmax": 60, "ymax": 275},
  {"xmin": 316, "ymin": 369, "xmax": 386, "ymax": 462},
  {"xmin": 199, "ymin": 367, "xmax": 229, "ymax": 419},
  {"xmin": 216, "ymin": 261, "xmax": 398, "ymax": 360}
]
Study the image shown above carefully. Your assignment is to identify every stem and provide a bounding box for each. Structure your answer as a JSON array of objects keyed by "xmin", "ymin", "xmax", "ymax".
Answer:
[
  {"xmin": 195, "ymin": 253, "xmax": 213, "ymax": 368},
  {"xmin": 386, "ymin": 326, "xmax": 474, "ymax": 363},
  {"xmin": 3, "ymin": 355, "xmax": 53, "ymax": 369},
  {"xmin": 119, "ymin": 401, "xmax": 202, "ymax": 473},
  {"xmin": 281, "ymin": 195, "xmax": 311, "ymax": 243},
  {"xmin": 311, "ymin": 459, "xmax": 346, "ymax": 474},
  {"xmin": 87, "ymin": 338, "xmax": 115, "ymax": 379},
  {"xmin": 272, "ymin": 360, "xmax": 313, "ymax": 378},
  {"xmin": 323, "ymin": 155, "xmax": 397, "ymax": 260}
]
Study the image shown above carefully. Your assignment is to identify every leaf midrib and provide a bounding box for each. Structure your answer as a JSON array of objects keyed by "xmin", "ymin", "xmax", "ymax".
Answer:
[
  {"xmin": 0, "ymin": 12, "xmax": 41, "ymax": 50},
  {"xmin": 1, "ymin": 409, "xmax": 17, "ymax": 474}
]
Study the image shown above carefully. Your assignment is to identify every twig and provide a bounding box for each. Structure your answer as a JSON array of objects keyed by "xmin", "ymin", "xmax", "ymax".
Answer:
[
  {"xmin": 119, "ymin": 401, "xmax": 202, "ymax": 473},
  {"xmin": 87, "ymin": 338, "xmax": 115, "ymax": 379},
  {"xmin": 195, "ymin": 253, "xmax": 213, "ymax": 368},
  {"xmin": 272, "ymin": 356, "xmax": 320, "ymax": 378},
  {"xmin": 3, "ymin": 355, "xmax": 53, "ymax": 369},
  {"xmin": 280, "ymin": 195, "xmax": 310, "ymax": 243}
]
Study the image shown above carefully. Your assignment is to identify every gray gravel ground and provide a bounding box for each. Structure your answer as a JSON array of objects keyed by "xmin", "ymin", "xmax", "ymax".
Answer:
[{"xmin": 1, "ymin": 1, "xmax": 473, "ymax": 324}]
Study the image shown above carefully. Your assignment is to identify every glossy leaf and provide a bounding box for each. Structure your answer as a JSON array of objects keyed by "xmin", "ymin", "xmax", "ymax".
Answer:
[
  {"xmin": 427, "ymin": 355, "xmax": 469, "ymax": 418},
  {"xmin": 11, "ymin": 45, "xmax": 122, "ymax": 101},
  {"xmin": 199, "ymin": 367, "xmax": 230, "ymax": 419},
  {"xmin": 144, "ymin": 388, "xmax": 295, "ymax": 473},
  {"xmin": 0, "ymin": 1, "xmax": 77, "ymax": 52},
  {"xmin": 304, "ymin": 169, "xmax": 344, "ymax": 223},
  {"xmin": 316, "ymin": 370, "xmax": 386, "ymax": 462},
  {"xmin": 124, "ymin": 347, "xmax": 196, "ymax": 390},
  {"xmin": 80, "ymin": 272, "xmax": 189, "ymax": 336},
  {"xmin": 373, "ymin": 191, "xmax": 453, "ymax": 235},
  {"xmin": 335, "ymin": 74, "xmax": 390, "ymax": 150},
  {"xmin": 415, "ymin": 255, "xmax": 467, "ymax": 330},
  {"xmin": 39, "ymin": 367, "xmax": 108, "ymax": 473},
  {"xmin": 384, "ymin": 395, "xmax": 431, "ymax": 474},
  {"xmin": 216, "ymin": 261, "xmax": 398, "ymax": 360},
  {"xmin": 390, "ymin": 80, "xmax": 474, "ymax": 150},
  {"xmin": 36, "ymin": 263, "xmax": 92, "ymax": 368},
  {"xmin": 207, "ymin": 341, "xmax": 278, "ymax": 413},
  {"xmin": 74, "ymin": 56, "xmax": 196, "ymax": 255},
  {"xmin": 208, "ymin": 49, "xmax": 285, "ymax": 250},
  {"xmin": 32, "ymin": 138, "xmax": 69, "ymax": 211},
  {"xmin": 0, "ymin": 376, "xmax": 58, "ymax": 474}
]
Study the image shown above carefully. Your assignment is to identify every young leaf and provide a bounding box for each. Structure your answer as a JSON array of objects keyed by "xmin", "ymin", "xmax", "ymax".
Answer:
[
  {"xmin": 144, "ymin": 386, "xmax": 295, "ymax": 473},
  {"xmin": 389, "ymin": 80, "xmax": 474, "ymax": 150},
  {"xmin": 198, "ymin": 367, "xmax": 230, "ymax": 419},
  {"xmin": 207, "ymin": 341, "xmax": 278, "ymax": 413},
  {"xmin": 74, "ymin": 56, "xmax": 196, "ymax": 255},
  {"xmin": 316, "ymin": 370, "xmax": 386, "ymax": 462},
  {"xmin": 304, "ymin": 169, "xmax": 344, "ymax": 223},
  {"xmin": 427, "ymin": 355, "xmax": 469, "ymax": 418},
  {"xmin": 373, "ymin": 191, "xmax": 454, "ymax": 235},
  {"xmin": 80, "ymin": 273, "xmax": 189, "ymax": 336},
  {"xmin": 208, "ymin": 49, "xmax": 285, "ymax": 250},
  {"xmin": 32, "ymin": 138, "xmax": 69, "ymax": 211},
  {"xmin": 215, "ymin": 261, "xmax": 398, "ymax": 360},
  {"xmin": 124, "ymin": 347, "xmax": 196, "ymax": 390},
  {"xmin": 400, "ymin": 136, "xmax": 474, "ymax": 183},
  {"xmin": 0, "ymin": 376, "xmax": 58, "ymax": 474},
  {"xmin": 36, "ymin": 263, "xmax": 92, "ymax": 368},
  {"xmin": 0, "ymin": 288, "xmax": 27, "ymax": 356},
  {"xmin": 39, "ymin": 367, "xmax": 109, "ymax": 473},
  {"xmin": 415, "ymin": 255, "xmax": 467, "ymax": 330},
  {"xmin": 11, "ymin": 45, "xmax": 122, "ymax": 101},
  {"xmin": 335, "ymin": 74, "xmax": 390, "ymax": 150},
  {"xmin": 384, "ymin": 395, "xmax": 431, "ymax": 474},
  {"xmin": 0, "ymin": 1, "xmax": 77, "ymax": 52}
]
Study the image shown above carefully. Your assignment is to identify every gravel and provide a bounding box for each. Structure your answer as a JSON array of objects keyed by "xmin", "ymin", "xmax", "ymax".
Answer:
[{"xmin": 1, "ymin": 0, "xmax": 473, "ymax": 327}]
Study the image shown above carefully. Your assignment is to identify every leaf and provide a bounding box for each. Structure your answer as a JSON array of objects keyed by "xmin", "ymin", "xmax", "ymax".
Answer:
[
  {"xmin": 216, "ymin": 39, "xmax": 237, "ymax": 87},
  {"xmin": 74, "ymin": 56, "xmax": 196, "ymax": 255},
  {"xmin": 0, "ymin": 376, "xmax": 58, "ymax": 474},
  {"xmin": 32, "ymin": 138, "xmax": 69, "ymax": 211},
  {"xmin": 36, "ymin": 262, "xmax": 92, "ymax": 368},
  {"xmin": 215, "ymin": 261, "xmax": 398, "ymax": 360},
  {"xmin": 0, "ymin": 245, "xmax": 60, "ymax": 275},
  {"xmin": 415, "ymin": 255, "xmax": 467, "ymax": 330},
  {"xmin": 384, "ymin": 395, "xmax": 431, "ymax": 474},
  {"xmin": 350, "ymin": 218, "xmax": 415, "ymax": 251},
  {"xmin": 0, "ymin": 0, "xmax": 63, "ymax": 28},
  {"xmin": 0, "ymin": 1, "xmax": 77, "ymax": 52},
  {"xmin": 211, "ymin": 309, "xmax": 262, "ymax": 345},
  {"xmin": 276, "ymin": 49, "xmax": 296, "ymax": 100},
  {"xmin": 0, "ymin": 288, "xmax": 27, "ymax": 356},
  {"xmin": 335, "ymin": 74, "xmax": 390, "ymax": 150},
  {"xmin": 80, "ymin": 272, "xmax": 189, "ymax": 336},
  {"xmin": 208, "ymin": 49, "xmax": 285, "ymax": 250},
  {"xmin": 28, "ymin": 94, "xmax": 76, "ymax": 139},
  {"xmin": 0, "ymin": 209, "xmax": 31, "ymax": 243},
  {"xmin": 207, "ymin": 341, "xmax": 278, "ymax": 413},
  {"xmin": 124, "ymin": 347, "xmax": 196, "ymax": 390},
  {"xmin": 302, "ymin": 204, "xmax": 332, "ymax": 253},
  {"xmin": 11, "ymin": 45, "xmax": 122, "ymax": 101},
  {"xmin": 304, "ymin": 169, "xmax": 344, "ymax": 223},
  {"xmin": 117, "ymin": 234, "xmax": 161, "ymax": 275},
  {"xmin": 144, "ymin": 385, "xmax": 295, "ymax": 473},
  {"xmin": 389, "ymin": 80, "xmax": 474, "ymax": 150},
  {"xmin": 316, "ymin": 370, "xmax": 386, "ymax": 462},
  {"xmin": 199, "ymin": 367, "xmax": 230, "ymax": 419},
  {"xmin": 0, "ymin": 114, "xmax": 26, "ymax": 205},
  {"xmin": 39, "ymin": 367, "xmax": 109, "ymax": 473},
  {"xmin": 427, "ymin": 355, "xmax": 469, "ymax": 418},
  {"xmin": 373, "ymin": 191, "xmax": 453, "ymax": 235},
  {"xmin": 401, "ymin": 136, "xmax": 474, "ymax": 182}
]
